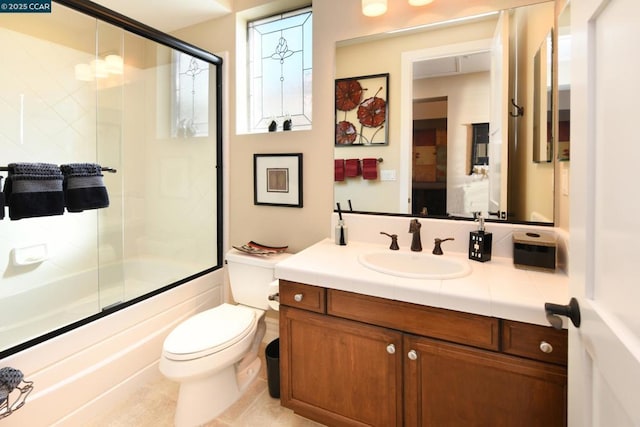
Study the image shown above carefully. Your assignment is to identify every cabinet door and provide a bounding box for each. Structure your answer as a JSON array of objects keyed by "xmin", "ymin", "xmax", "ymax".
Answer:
[
  {"xmin": 280, "ymin": 306, "xmax": 403, "ymax": 427},
  {"xmin": 404, "ymin": 335, "xmax": 567, "ymax": 427}
]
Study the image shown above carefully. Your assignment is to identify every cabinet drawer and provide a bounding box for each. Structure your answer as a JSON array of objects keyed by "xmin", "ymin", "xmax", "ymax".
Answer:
[
  {"xmin": 328, "ymin": 289, "xmax": 499, "ymax": 351},
  {"xmin": 279, "ymin": 280, "xmax": 326, "ymax": 314},
  {"xmin": 502, "ymin": 320, "xmax": 568, "ymax": 366}
]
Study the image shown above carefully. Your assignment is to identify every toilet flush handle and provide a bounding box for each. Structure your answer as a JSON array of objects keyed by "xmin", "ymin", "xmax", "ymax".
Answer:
[
  {"xmin": 294, "ymin": 293, "xmax": 303, "ymax": 302},
  {"xmin": 268, "ymin": 293, "xmax": 279, "ymax": 302}
]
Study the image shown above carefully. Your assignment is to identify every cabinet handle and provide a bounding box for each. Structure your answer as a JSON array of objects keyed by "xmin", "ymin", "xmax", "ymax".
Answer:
[
  {"xmin": 539, "ymin": 341, "xmax": 554, "ymax": 354},
  {"xmin": 407, "ymin": 350, "xmax": 418, "ymax": 360},
  {"xmin": 386, "ymin": 344, "xmax": 396, "ymax": 354},
  {"xmin": 294, "ymin": 293, "xmax": 303, "ymax": 302}
]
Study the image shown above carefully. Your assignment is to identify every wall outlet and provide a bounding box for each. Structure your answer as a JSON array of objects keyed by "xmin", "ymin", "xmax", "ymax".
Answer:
[{"xmin": 380, "ymin": 169, "xmax": 396, "ymax": 181}]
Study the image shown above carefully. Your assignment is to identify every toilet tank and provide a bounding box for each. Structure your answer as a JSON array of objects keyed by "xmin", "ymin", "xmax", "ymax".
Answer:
[{"xmin": 225, "ymin": 249, "xmax": 292, "ymax": 309}]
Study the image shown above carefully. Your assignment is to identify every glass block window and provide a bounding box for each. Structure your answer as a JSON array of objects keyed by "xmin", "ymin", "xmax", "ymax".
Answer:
[
  {"xmin": 248, "ymin": 7, "xmax": 312, "ymax": 132},
  {"xmin": 173, "ymin": 51, "xmax": 210, "ymax": 138}
]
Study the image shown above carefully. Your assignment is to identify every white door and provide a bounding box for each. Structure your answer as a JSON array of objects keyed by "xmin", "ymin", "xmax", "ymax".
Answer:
[
  {"xmin": 569, "ymin": 0, "xmax": 640, "ymax": 425},
  {"xmin": 488, "ymin": 10, "xmax": 510, "ymax": 219}
]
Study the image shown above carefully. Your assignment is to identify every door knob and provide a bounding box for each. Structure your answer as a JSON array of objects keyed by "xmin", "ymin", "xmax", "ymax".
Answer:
[
  {"xmin": 386, "ymin": 344, "xmax": 396, "ymax": 354},
  {"xmin": 407, "ymin": 350, "xmax": 418, "ymax": 360},
  {"xmin": 544, "ymin": 297, "xmax": 581, "ymax": 329},
  {"xmin": 294, "ymin": 293, "xmax": 303, "ymax": 302}
]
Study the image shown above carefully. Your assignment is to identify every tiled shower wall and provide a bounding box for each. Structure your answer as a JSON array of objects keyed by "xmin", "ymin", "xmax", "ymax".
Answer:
[{"xmin": 0, "ymin": 24, "xmax": 103, "ymax": 297}]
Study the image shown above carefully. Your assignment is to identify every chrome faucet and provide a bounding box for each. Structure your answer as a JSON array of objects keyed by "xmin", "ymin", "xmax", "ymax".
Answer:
[
  {"xmin": 409, "ymin": 219, "xmax": 422, "ymax": 252},
  {"xmin": 432, "ymin": 237, "xmax": 455, "ymax": 255}
]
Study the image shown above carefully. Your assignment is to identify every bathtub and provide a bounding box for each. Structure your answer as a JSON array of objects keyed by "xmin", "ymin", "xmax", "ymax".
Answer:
[
  {"xmin": 0, "ymin": 258, "xmax": 206, "ymax": 354},
  {"xmin": 1, "ymin": 263, "xmax": 223, "ymax": 426}
]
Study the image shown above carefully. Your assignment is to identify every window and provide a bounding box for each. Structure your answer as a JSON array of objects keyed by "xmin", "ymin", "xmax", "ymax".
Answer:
[
  {"xmin": 173, "ymin": 51, "xmax": 210, "ymax": 138},
  {"xmin": 470, "ymin": 122, "xmax": 489, "ymax": 173},
  {"xmin": 247, "ymin": 7, "xmax": 312, "ymax": 132}
]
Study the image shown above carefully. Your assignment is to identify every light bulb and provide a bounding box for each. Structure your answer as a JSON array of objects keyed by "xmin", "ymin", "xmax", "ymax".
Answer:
[
  {"xmin": 362, "ymin": 0, "xmax": 387, "ymax": 17},
  {"xmin": 105, "ymin": 54, "xmax": 124, "ymax": 75},
  {"xmin": 90, "ymin": 59, "xmax": 108, "ymax": 78}
]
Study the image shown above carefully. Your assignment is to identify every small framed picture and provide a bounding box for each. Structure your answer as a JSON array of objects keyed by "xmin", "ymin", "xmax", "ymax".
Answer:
[
  {"xmin": 335, "ymin": 73, "xmax": 389, "ymax": 146},
  {"xmin": 253, "ymin": 153, "xmax": 303, "ymax": 207}
]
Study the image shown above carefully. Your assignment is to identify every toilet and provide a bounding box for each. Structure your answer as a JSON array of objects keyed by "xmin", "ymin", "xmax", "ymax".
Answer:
[{"xmin": 159, "ymin": 248, "xmax": 290, "ymax": 427}]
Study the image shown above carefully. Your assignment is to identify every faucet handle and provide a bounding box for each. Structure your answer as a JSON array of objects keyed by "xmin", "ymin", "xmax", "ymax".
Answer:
[
  {"xmin": 380, "ymin": 232, "xmax": 399, "ymax": 250},
  {"xmin": 432, "ymin": 237, "xmax": 455, "ymax": 255}
]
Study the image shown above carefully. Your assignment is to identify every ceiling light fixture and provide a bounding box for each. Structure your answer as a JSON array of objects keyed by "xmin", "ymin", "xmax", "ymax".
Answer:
[
  {"xmin": 105, "ymin": 54, "xmax": 124, "ymax": 75},
  {"xmin": 90, "ymin": 59, "xmax": 109, "ymax": 79},
  {"xmin": 363, "ymin": 0, "xmax": 435, "ymax": 17},
  {"xmin": 74, "ymin": 54, "xmax": 124, "ymax": 81},
  {"xmin": 362, "ymin": 0, "xmax": 387, "ymax": 17}
]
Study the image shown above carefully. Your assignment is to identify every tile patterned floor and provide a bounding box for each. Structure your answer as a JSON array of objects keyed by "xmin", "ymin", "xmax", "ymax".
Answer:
[{"xmin": 91, "ymin": 344, "xmax": 324, "ymax": 427}]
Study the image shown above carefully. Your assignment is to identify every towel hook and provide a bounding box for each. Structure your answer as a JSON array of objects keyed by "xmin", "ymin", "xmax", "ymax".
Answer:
[{"xmin": 510, "ymin": 99, "xmax": 524, "ymax": 117}]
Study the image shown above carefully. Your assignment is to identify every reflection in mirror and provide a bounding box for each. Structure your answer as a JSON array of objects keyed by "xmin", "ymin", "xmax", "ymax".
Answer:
[
  {"xmin": 557, "ymin": 2, "xmax": 571, "ymax": 161},
  {"xmin": 334, "ymin": 1, "xmax": 556, "ymax": 224},
  {"xmin": 533, "ymin": 29, "xmax": 553, "ymax": 163},
  {"xmin": 411, "ymin": 46, "xmax": 494, "ymax": 219}
]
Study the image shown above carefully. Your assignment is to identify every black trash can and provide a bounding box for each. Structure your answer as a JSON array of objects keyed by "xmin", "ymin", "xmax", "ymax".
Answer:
[{"xmin": 265, "ymin": 338, "xmax": 280, "ymax": 398}]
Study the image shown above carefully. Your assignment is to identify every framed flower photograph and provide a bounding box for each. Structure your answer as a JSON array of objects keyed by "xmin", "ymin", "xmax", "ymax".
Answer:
[
  {"xmin": 253, "ymin": 153, "xmax": 303, "ymax": 207},
  {"xmin": 335, "ymin": 73, "xmax": 389, "ymax": 146}
]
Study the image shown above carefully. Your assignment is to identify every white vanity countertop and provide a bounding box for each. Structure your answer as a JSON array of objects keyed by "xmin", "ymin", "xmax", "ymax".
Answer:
[{"xmin": 275, "ymin": 238, "xmax": 569, "ymax": 328}]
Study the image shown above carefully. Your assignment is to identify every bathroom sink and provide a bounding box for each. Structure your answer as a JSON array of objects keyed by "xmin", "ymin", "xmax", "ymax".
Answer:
[{"xmin": 358, "ymin": 251, "xmax": 471, "ymax": 279}]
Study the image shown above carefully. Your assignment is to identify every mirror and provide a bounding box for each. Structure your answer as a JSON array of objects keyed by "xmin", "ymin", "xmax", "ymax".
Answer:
[
  {"xmin": 533, "ymin": 29, "xmax": 553, "ymax": 163},
  {"xmin": 334, "ymin": 1, "xmax": 556, "ymax": 223}
]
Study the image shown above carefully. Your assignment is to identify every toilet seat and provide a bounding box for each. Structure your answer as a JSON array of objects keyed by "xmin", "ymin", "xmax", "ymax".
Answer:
[{"xmin": 163, "ymin": 303, "xmax": 257, "ymax": 361}]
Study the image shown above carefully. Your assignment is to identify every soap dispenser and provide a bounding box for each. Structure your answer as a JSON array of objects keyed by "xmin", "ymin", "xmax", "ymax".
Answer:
[{"xmin": 469, "ymin": 214, "xmax": 492, "ymax": 262}]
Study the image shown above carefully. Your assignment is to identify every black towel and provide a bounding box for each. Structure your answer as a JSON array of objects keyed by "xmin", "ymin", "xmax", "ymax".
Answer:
[
  {"xmin": 3, "ymin": 163, "xmax": 64, "ymax": 220},
  {"xmin": 0, "ymin": 367, "xmax": 23, "ymax": 404},
  {"xmin": 60, "ymin": 163, "xmax": 109, "ymax": 212}
]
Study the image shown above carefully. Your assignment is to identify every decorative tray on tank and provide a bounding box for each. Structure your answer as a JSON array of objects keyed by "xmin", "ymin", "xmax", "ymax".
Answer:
[{"xmin": 232, "ymin": 241, "xmax": 288, "ymax": 256}]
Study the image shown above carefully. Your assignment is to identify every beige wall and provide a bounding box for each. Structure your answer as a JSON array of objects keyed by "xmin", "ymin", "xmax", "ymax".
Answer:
[{"xmin": 173, "ymin": 0, "xmax": 566, "ymax": 253}]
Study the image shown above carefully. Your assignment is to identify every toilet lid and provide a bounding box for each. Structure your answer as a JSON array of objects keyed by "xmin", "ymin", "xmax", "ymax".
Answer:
[{"xmin": 163, "ymin": 303, "xmax": 257, "ymax": 361}]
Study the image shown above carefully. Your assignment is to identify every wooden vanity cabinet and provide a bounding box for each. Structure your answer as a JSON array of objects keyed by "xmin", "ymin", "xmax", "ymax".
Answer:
[
  {"xmin": 280, "ymin": 305, "xmax": 403, "ymax": 426},
  {"xmin": 404, "ymin": 335, "xmax": 567, "ymax": 426},
  {"xmin": 279, "ymin": 280, "xmax": 567, "ymax": 427}
]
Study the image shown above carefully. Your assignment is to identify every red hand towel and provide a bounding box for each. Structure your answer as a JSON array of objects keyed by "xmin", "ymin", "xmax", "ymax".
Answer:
[
  {"xmin": 362, "ymin": 158, "xmax": 378, "ymax": 180},
  {"xmin": 335, "ymin": 159, "xmax": 345, "ymax": 181},
  {"xmin": 345, "ymin": 159, "xmax": 361, "ymax": 177}
]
